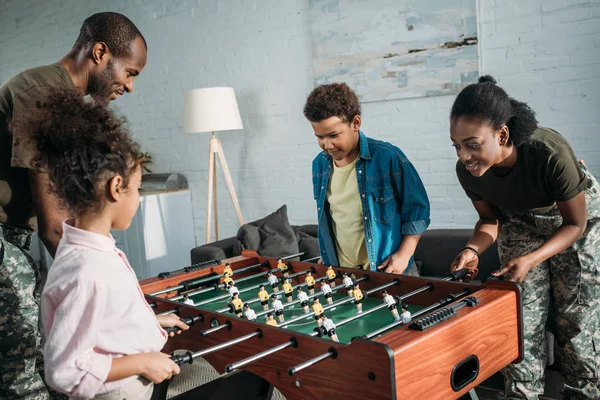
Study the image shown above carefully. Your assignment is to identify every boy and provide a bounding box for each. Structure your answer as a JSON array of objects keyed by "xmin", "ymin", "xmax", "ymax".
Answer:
[{"xmin": 304, "ymin": 83, "xmax": 430, "ymax": 274}]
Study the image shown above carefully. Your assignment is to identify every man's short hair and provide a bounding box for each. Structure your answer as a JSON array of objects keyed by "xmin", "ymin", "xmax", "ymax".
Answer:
[{"xmin": 73, "ymin": 12, "xmax": 146, "ymax": 58}]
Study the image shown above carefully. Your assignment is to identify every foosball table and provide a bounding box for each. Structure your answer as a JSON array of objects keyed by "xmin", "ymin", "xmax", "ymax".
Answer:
[{"xmin": 140, "ymin": 251, "xmax": 523, "ymax": 400}]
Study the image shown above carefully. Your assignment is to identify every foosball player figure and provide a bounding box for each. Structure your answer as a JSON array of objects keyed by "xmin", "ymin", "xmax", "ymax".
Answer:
[
  {"xmin": 326, "ymin": 265, "xmax": 337, "ymax": 287},
  {"xmin": 343, "ymin": 272, "xmax": 354, "ymax": 296},
  {"xmin": 282, "ymin": 278, "xmax": 294, "ymax": 303},
  {"xmin": 353, "ymin": 283, "xmax": 364, "ymax": 313},
  {"xmin": 227, "ymin": 281, "xmax": 239, "ymax": 298},
  {"xmin": 231, "ymin": 293, "xmax": 244, "ymax": 317},
  {"xmin": 305, "ymin": 271, "xmax": 316, "ymax": 294},
  {"xmin": 311, "ymin": 298, "xmax": 325, "ymax": 327},
  {"xmin": 222, "ymin": 273, "xmax": 234, "ymax": 288},
  {"xmin": 267, "ymin": 271, "xmax": 280, "ymax": 292},
  {"xmin": 400, "ymin": 304, "xmax": 412, "ymax": 324},
  {"xmin": 271, "ymin": 294, "xmax": 285, "ymax": 323},
  {"xmin": 266, "ymin": 312, "xmax": 278, "ymax": 327},
  {"xmin": 182, "ymin": 294, "xmax": 195, "ymax": 306},
  {"xmin": 223, "ymin": 262, "xmax": 233, "ymax": 278},
  {"xmin": 297, "ymin": 287, "xmax": 310, "ymax": 313},
  {"xmin": 258, "ymin": 285, "xmax": 270, "ymax": 311},
  {"xmin": 277, "ymin": 258, "xmax": 290, "ymax": 278},
  {"xmin": 320, "ymin": 280, "xmax": 333, "ymax": 304},
  {"xmin": 320, "ymin": 314, "xmax": 339, "ymax": 342},
  {"xmin": 243, "ymin": 303, "xmax": 257, "ymax": 321},
  {"xmin": 382, "ymin": 290, "xmax": 400, "ymax": 321}
]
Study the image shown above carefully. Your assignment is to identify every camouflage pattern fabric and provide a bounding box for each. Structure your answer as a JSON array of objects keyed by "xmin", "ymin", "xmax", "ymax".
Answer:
[
  {"xmin": 0, "ymin": 224, "xmax": 50, "ymax": 400},
  {"xmin": 497, "ymin": 165, "xmax": 600, "ymax": 400}
]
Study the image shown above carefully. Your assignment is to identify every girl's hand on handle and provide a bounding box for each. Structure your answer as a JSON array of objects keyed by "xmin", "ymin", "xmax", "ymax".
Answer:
[
  {"xmin": 156, "ymin": 314, "xmax": 190, "ymax": 337},
  {"xmin": 139, "ymin": 352, "xmax": 180, "ymax": 383}
]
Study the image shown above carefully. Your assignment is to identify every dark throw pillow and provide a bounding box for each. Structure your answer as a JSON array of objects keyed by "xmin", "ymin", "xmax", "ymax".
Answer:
[{"xmin": 233, "ymin": 205, "xmax": 299, "ymax": 258}]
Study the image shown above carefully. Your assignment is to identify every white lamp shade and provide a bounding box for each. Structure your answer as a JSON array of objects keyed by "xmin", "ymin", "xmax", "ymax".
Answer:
[{"xmin": 184, "ymin": 87, "xmax": 243, "ymax": 134}]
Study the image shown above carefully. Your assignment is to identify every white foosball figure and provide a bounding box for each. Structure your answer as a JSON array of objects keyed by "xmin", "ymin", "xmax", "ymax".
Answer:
[
  {"xmin": 271, "ymin": 294, "xmax": 285, "ymax": 322},
  {"xmin": 320, "ymin": 281, "xmax": 333, "ymax": 304},
  {"xmin": 297, "ymin": 287, "xmax": 310, "ymax": 313},
  {"xmin": 243, "ymin": 303, "xmax": 257, "ymax": 321},
  {"xmin": 382, "ymin": 290, "xmax": 400, "ymax": 321},
  {"xmin": 267, "ymin": 272, "xmax": 280, "ymax": 292},
  {"xmin": 320, "ymin": 315, "xmax": 339, "ymax": 342}
]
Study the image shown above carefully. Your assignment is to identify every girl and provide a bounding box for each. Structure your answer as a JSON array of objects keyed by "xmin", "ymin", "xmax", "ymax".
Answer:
[
  {"xmin": 27, "ymin": 90, "xmax": 188, "ymax": 400},
  {"xmin": 449, "ymin": 76, "xmax": 599, "ymax": 400}
]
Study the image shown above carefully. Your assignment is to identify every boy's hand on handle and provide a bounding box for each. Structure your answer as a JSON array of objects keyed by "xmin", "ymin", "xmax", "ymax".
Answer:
[
  {"xmin": 492, "ymin": 255, "xmax": 535, "ymax": 284},
  {"xmin": 377, "ymin": 253, "xmax": 410, "ymax": 275},
  {"xmin": 450, "ymin": 249, "xmax": 479, "ymax": 281},
  {"xmin": 317, "ymin": 257, "xmax": 323, "ymax": 264},
  {"xmin": 139, "ymin": 352, "xmax": 181, "ymax": 383},
  {"xmin": 157, "ymin": 314, "xmax": 190, "ymax": 337}
]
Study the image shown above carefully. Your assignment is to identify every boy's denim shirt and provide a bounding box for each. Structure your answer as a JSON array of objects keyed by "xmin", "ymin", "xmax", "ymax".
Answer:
[{"xmin": 312, "ymin": 131, "xmax": 430, "ymax": 272}]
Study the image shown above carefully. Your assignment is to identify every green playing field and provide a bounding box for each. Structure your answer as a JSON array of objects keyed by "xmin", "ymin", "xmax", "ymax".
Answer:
[{"xmin": 186, "ymin": 273, "xmax": 423, "ymax": 344}]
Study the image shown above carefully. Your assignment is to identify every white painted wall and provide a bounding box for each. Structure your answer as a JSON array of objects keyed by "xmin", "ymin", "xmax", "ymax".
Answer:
[{"xmin": 1, "ymin": 0, "xmax": 599, "ymax": 246}]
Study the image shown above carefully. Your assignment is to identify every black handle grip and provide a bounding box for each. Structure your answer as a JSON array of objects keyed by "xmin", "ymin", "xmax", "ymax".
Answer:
[
  {"xmin": 449, "ymin": 268, "xmax": 469, "ymax": 281},
  {"xmin": 164, "ymin": 317, "xmax": 196, "ymax": 334},
  {"xmin": 171, "ymin": 351, "xmax": 193, "ymax": 366}
]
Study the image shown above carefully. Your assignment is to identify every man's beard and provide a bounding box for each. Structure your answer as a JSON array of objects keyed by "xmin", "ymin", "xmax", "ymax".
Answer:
[{"xmin": 88, "ymin": 61, "xmax": 115, "ymax": 104}]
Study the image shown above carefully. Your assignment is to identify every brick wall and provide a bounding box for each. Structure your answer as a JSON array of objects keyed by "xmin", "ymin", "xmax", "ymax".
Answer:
[{"xmin": 1, "ymin": 0, "xmax": 598, "ymax": 245}]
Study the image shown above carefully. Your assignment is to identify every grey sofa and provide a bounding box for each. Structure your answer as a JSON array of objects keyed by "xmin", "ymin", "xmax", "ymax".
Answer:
[{"xmin": 190, "ymin": 227, "xmax": 500, "ymax": 278}]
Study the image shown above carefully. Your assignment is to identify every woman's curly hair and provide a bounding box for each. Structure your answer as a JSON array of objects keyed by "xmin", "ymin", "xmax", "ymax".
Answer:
[
  {"xmin": 15, "ymin": 89, "xmax": 139, "ymax": 217},
  {"xmin": 303, "ymin": 82, "xmax": 361, "ymax": 123}
]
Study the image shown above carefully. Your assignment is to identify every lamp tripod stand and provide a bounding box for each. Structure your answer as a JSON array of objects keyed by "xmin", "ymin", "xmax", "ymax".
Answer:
[{"xmin": 206, "ymin": 132, "xmax": 244, "ymax": 243}]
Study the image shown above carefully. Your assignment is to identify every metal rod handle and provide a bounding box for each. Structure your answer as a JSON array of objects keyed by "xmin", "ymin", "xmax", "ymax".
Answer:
[
  {"xmin": 288, "ymin": 349, "xmax": 337, "ymax": 376},
  {"xmin": 226, "ymin": 338, "xmax": 297, "ymax": 372}
]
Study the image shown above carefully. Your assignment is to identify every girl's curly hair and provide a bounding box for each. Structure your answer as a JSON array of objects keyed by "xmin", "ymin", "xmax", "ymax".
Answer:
[{"xmin": 15, "ymin": 89, "xmax": 140, "ymax": 217}]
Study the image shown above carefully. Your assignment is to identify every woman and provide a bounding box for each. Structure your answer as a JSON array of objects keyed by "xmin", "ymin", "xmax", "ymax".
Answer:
[{"xmin": 449, "ymin": 75, "xmax": 599, "ymax": 400}]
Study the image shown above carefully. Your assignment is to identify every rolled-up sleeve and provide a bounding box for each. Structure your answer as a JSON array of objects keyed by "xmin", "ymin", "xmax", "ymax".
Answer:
[
  {"xmin": 43, "ymin": 277, "xmax": 111, "ymax": 399},
  {"xmin": 396, "ymin": 161, "xmax": 430, "ymax": 235}
]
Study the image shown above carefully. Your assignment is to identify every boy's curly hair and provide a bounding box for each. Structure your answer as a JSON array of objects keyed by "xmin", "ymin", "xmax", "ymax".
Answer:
[
  {"xmin": 14, "ymin": 89, "xmax": 140, "ymax": 217},
  {"xmin": 303, "ymin": 83, "xmax": 361, "ymax": 123}
]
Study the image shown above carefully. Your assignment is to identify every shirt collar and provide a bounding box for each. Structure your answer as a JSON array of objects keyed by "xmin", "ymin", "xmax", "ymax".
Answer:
[
  {"xmin": 61, "ymin": 220, "xmax": 117, "ymax": 252},
  {"xmin": 358, "ymin": 130, "xmax": 371, "ymax": 160}
]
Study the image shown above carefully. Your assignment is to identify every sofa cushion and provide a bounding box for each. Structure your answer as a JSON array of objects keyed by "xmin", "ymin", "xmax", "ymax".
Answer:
[
  {"xmin": 414, "ymin": 229, "xmax": 500, "ymax": 278},
  {"xmin": 233, "ymin": 205, "xmax": 300, "ymax": 258}
]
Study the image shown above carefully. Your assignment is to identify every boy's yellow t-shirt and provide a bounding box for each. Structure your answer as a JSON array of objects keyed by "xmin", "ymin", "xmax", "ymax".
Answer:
[{"xmin": 326, "ymin": 156, "xmax": 370, "ymax": 269}]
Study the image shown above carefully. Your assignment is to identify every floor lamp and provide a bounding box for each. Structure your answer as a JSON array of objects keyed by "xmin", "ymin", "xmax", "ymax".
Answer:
[{"xmin": 184, "ymin": 87, "xmax": 245, "ymax": 243}]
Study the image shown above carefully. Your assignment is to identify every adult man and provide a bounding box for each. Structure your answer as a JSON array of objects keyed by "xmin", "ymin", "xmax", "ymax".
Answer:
[{"xmin": 0, "ymin": 12, "xmax": 147, "ymax": 399}]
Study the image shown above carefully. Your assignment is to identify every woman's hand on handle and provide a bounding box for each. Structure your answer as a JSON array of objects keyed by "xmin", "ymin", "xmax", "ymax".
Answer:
[{"xmin": 450, "ymin": 249, "xmax": 479, "ymax": 281}]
